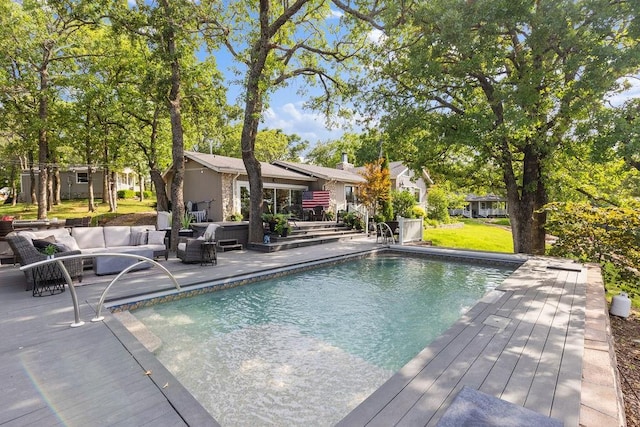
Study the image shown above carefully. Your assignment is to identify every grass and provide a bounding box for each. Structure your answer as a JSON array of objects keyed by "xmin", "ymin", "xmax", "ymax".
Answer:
[
  {"xmin": 424, "ymin": 218, "xmax": 514, "ymax": 253},
  {"xmin": 0, "ymin": 199, "xmax": 157, "ymax": 222}
]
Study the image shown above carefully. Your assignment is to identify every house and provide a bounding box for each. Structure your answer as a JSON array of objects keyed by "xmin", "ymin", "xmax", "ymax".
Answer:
[
  {"xmin": 166, "ymin": 152, "xmax": 318, "ymax": 222},
  {"xmin": 449, "ymin": 194, "xmax": 509, "ymax": 218},
  {"xmin": 19, "ymin": 167, "xmax": 137, "ymax": 203},
  {"xmin": 170, "ymin": 152, "xmax": 432, "ymax": 222},
  {"xmin": 272, "ymin": 154, "xmax": 366, "ymax": 213},
  {"xmin": 370, "ymin": 161, "xmax": 432, "ymax": 208}
]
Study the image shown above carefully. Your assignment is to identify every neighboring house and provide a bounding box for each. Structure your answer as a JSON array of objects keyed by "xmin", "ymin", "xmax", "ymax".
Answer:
[
  {"xmin": 449, "ymin": 194, "xmax": 509, "ymax": 218},
  {"xmin": 19, "ymin": 167, "xmax": 135, "ymax": 203},
  {"xmin": 386, "ymin": 161, "xmax": 432, "ymax": 208}
]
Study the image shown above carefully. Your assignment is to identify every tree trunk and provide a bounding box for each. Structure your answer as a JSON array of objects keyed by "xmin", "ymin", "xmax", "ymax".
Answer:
[
  {"xmin": 138, "ymin": 171, "xmax": 144, "ymax": 202},
  {"xmin": 28, "ymin": 151, "xmax": 36, "ymax": 204},
  {"xmin": 151, "ymin": 169, "xmax": 169, "ymax": 211},
  {"xmin": 503, "ymin": 144, "xmax": 547, "ymax": 254},
  {"xmin": 52, "ymin": 163, "xmax": 60, "ymax": 205},
  {"xmin": 159, "ymin": 0, "xmax": 186, "ymax": 252},
  {"xmin": 240, "ymin": 0, "xmax": 273, "ymax": 244},
  {"xmin": 37, "ymin": 91, "xmax": 48, "ymax": 219},
  {"xmin": 87, "ymin": 166, "xmax": 96, "ymax": 212},
  {"xmin": 109, "ymin": 170, "xmax": 118, "ymax": 212}
]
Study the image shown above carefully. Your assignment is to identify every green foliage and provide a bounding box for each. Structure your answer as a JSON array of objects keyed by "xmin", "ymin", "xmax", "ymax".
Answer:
[
  {"xmin": 410, "ymin": 205, "xmax": 426, "ymax": 218},
  {"xmin": 426, "ymin": 185, "xmax": 451, "ymax": 223},
  {"xmin": 117, "ymin": 190, "xmax": 136, "ymax": 199},
  {"xmin": 228, "ymin": 212, "xmax": 244, "ymax": 221},
  {"xmin": 342, "ymin": 212, "xmax": 364, "ymax": 230},
  {"xmin": 391, "ymin": 190, "xmax": 417, "ymax": 219},
  {"xmin": 357, "ymin": 0, "xmax": 640, "ymax": 253},
  {"xmin": 180, "ymin": 212, "xmax": 194, "ymax": 230},
  {"xmin": 358, "ymin": 159, "xmax": 392, "ymax": 218},
  {"xmin": 543, "ymin": 203, "xmax": 640, "ymax": 281}
]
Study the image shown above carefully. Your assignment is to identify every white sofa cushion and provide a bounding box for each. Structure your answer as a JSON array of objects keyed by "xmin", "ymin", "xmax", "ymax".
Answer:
[
  {"xmin": 17, "ymin": 227, "xmax": 70, "ymax": 243},
  {"xmin": 55, "ymin": 235, "xmax": 81, "ymax": 251},
  {"xmin": 147, "ymin": 230, "xmax": 166, "ymax": 245},
  {"xmin": 72, "ymin": 227, "xmax": 106, "ymax": 249},
  {"xmin": 103, "ymin": 226, "xmax": 132, "ymax": 247}
]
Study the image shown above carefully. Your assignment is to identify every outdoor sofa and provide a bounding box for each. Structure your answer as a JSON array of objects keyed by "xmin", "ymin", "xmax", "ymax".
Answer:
[{"xmin": 9, "ymin": 225, "xmax": 168, "ymax": 272}]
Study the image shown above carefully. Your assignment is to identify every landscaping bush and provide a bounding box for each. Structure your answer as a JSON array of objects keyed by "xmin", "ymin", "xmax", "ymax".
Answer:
[
  {"xmin": 410, "ymin": 205, "xmax": 426, "ymax": 218},
  {"xmin": 117, "ymin": 189, "xmax": 136, "ymax": 199},
  {"xmin": 391, "ymin": 190, "xmax": 418, "ymax": 218},
  {"xmin": 427, "ymin": 185, "xmax": 451, "ymax": 223},
  {"xmin": 137, "ymin": 190, "xmax": 153, "ymax": 199},
  {"xmin": 543, "ymin": 202, "xmax": 640, "ymax": 303}
]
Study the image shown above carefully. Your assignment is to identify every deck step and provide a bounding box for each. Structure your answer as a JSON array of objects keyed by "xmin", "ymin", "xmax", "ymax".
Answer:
[{"xmin": 217, "ymin": 239, "xmax": 243, "ymax": 252}]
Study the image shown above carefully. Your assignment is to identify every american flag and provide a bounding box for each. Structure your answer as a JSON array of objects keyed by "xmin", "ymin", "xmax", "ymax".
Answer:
[{"xmin": 302, "ymin": 191, "xmax": 330, "ymax": 209}]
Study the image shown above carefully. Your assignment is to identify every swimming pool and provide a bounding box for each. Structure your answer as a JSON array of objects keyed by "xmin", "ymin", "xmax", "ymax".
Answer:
[{"xmin": 133, "ymin": 255, "xmax": 514, "ymax": 426}]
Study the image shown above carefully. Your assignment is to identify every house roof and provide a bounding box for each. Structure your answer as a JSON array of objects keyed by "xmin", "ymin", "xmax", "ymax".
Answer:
[
  {"xmin": 354, "ymin": 160, "xmax": 434, "ymax": 185},
  {"xmin": 465, "ymin": 194, "xmax": 507, "ymax": 202},
  {"xmin": 272, "ymin": 160, "xmax": 366, "ymax": 184},
  {"xmin": 185, "ymin": 152, "xmax": 315, "ymax": 182}
]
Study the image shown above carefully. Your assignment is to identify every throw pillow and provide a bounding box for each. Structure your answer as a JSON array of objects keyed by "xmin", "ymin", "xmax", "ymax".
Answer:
[
  {"xmin": 130, "ymin": 231, "xmax": 148, "ymax": 246},
  {"xmin": 147, "ymin": 230, "xmax": 166, "ymax": 245},
  {"xmin": 33, "ymin": 235, "xmax": 58, "ymax": 252},
  {"xmin": 55, "ymin": 235, "xmax": 81, "ymax": 251}
]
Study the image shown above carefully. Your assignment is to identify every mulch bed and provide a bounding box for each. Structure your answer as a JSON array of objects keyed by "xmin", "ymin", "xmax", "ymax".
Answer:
[{"xmin": 611, "ymin": 311, "xmax": 640, "ymax": 427}]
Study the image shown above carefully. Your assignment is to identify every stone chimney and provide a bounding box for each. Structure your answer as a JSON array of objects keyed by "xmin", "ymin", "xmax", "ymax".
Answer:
[{"xmin": 336, "ymin": 152, "xmax": 354, "ymax": 170}]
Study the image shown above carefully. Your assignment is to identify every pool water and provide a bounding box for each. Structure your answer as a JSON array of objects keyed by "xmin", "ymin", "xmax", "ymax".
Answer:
[{"xmin": 133, "ymin": 256, "xmax": 514, "ymax": 426}]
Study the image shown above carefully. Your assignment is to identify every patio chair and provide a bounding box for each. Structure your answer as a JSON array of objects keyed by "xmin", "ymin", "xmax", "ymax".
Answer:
[
  {"xmin": 177, "ymin": 223, "xmax": 219, "ymax": 264},
  {"xmin": 6, "ymin": 235, "xmax": 83, "ymax": 294},
  {"xmin": 312, "ymin": 205, "xmax": 326, "ymax": 221}
]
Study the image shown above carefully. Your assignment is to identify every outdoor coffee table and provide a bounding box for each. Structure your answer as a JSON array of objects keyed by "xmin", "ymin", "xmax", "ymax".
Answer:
[{"xmin": 93, "ymin": 248, "xmax": 154, "ymax": 276}]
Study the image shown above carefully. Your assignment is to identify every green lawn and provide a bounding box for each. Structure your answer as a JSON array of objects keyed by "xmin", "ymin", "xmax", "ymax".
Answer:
[
  {"xmin": 0, "ymin": 199, "xmax": 157, "ymax": 221},
  {"xmin": 424, "ymin": 218, "xmax": 514, "ymax": 253}
]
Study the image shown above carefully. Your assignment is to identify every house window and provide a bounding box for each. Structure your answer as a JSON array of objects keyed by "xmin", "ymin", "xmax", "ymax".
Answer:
[
  {"xmin": 76, "ymin": 172, "xmax": 88, "ymax": 184},
  {"xmin": 345, "ymin": 185, "xmax": 355, "ymax": 203}
]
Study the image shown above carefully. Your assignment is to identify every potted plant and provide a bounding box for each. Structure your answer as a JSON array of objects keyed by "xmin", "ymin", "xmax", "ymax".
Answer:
[
  {"xmin": 274, "ymin": 215, "xmax": 291, "ymax": 237},
  {"xmin": 44, "ymin": 244, "xmax": 57, "ymax": 259},
  {"xmin": 261, "ymin": 213, "xmax": 277, "ymax": 231},
  {"xmin": 180, "ymin": 212, "xmax": 193, "ymax": 230}
]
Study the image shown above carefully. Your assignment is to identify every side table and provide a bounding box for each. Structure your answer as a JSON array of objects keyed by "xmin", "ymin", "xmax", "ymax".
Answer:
[
  {"xmin": 200, "ymin": 241, "xmax": 217, "ymax": 266},
  {"xmin": 32, "ymin": 261, "xmax": 66, "ymax": 296}
]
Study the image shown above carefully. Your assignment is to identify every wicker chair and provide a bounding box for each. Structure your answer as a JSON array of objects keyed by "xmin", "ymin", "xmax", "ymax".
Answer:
[
  {"xmin": 176, "ymin": 237, "xmax": 206, "ymax": 263},
  {"xmin": 6, "ymin": 235, "xmax": 83, "ymax": 293}
]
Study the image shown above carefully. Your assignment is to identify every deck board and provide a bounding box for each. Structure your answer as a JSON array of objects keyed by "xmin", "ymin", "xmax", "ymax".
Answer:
[{"xmin": 340, "ymin": 259, "xmax": 590, "ymax": 426}]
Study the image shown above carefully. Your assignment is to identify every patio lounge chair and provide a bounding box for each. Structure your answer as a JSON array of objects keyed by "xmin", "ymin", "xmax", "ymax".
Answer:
[
  {"xmin": 177, "ymin": 223, "xmax": 219, "ymax": 264},
  {"xmin": 6, "ymin": 235, "xmax": 83, "ymax": 294}
]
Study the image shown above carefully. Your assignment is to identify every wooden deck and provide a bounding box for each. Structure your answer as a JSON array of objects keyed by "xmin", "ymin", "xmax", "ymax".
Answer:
[{"xmin": 0, "ymin": 240, "xmax": 623, "ymax": 426}]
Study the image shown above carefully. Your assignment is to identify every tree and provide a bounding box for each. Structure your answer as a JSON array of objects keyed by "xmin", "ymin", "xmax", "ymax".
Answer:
[
  {"xmin": 203, "ymin": 0, "xmax": 380, "ymax": 243},
  {"xmin": 358, "ymin": 158, "xmax": 391, "ymax": 219},
  {"xmin": 358, "ymin": 0, "xmax": 640, "ymax": 254},
  {"xmin": 0, "ymin": 0, "xmax": 98, "ymax": 218}
]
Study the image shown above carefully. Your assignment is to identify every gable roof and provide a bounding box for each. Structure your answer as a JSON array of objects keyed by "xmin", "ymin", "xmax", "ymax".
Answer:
[
  {"xmin": 185, "ymin": 152, "xmax": 315, "ymax": 182},
  {"xmin": 272, "ymin": 160, "xmax": 365, "ymax": 183},
  {"xmin": 354, "ymin": 160, "xmax": 433, "ymax": 185}
]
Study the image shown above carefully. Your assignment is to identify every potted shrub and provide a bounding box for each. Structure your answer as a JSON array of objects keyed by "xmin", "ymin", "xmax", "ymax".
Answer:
[
  {"xmin": 178, "ymin": 212, "xmax": 194, "ymax": 237},
  {"xmin": 261, "ymin": 213, "xmax": 277, "ymax": 232},
  {"xmin": 274, "ymin": 215, "xmax": 291, "ymax": 237}
]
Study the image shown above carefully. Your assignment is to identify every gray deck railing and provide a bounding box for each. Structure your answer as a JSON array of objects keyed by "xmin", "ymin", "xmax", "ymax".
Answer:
[{"xmin": 20, "ymin": 253, "xmax": 180, "ymax": 328}]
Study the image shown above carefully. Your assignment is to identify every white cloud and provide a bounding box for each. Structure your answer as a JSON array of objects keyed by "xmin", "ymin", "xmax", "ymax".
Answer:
[
  {"xmin": 327, "ymin": 9, "xmax": 344, "ymax": 19},
  {"xmin": 262, "ymin": 102, "xmax": 347, "ymax": 143},
  {"xmin": 367, "ymin": 29, "xmax": 386, "ymax": 45}
]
